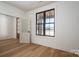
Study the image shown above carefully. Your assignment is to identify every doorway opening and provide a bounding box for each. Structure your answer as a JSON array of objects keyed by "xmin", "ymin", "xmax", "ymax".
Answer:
[{"xmin": 16, "ymin": 17, "xmax": 20, "ymax": 39}]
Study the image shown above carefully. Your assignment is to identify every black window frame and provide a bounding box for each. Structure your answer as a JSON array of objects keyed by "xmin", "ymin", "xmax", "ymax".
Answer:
[{"xmin": 36, "ymin": 8, "xmax": 55, "ymax": 37}]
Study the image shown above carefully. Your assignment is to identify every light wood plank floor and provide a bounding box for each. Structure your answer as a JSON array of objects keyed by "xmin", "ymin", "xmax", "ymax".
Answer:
[{"xmin": 0, "ymin": 39, "xmax": 78, "ymax": 57}]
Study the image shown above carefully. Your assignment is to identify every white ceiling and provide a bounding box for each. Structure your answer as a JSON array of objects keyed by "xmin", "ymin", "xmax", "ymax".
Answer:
[{"xmin": 3, "ymin": 1, "xmax": 54, "ymax": 11}]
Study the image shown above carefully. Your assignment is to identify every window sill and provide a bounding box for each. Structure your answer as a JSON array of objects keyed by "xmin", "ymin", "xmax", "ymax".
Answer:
[{"xmin": 36, "ymin": 34, "xmax": 55, "ymax": 37}]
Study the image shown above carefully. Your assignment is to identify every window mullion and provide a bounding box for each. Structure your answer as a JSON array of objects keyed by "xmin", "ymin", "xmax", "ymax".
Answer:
[{"xmin": 43, "ymin": 12, "xmax": 45, "ymax": 36}]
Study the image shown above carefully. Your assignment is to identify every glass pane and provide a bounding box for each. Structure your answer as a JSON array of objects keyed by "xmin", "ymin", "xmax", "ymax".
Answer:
[
  {"xmin": 37, "ymin": 24, "xmax": 43, "ymax": 35},
  {"xmin": 45, "ymin": 10, "xmax": 55, "ymax": 18},
  {"xmin": 49, "ymin": 24, "xmax": 55, "ymax": 36},
  {"xmin": 37, "ymin": 19, "xmax": 43, "ymax": 24},
  {"xmin": 46, "ymin": 18, "xmax": 50, "ymax": 23},
  {"xmin": 37, "ymin": 13, "xmax": 44, "ymax": 23},
  {"xmin": 45, "ymin": 29, "xmax": 50, "ymax": 35},
  {"xmin": 37, "ymin": 24, "xmax": 43, "ymax": 30},
  {"xmin": 45, "ymin": 24, "xmax": 50, "ymax": 30},
  {"xmin": 37, "ymin": 30, "xmax": 43, "ymax": 35},
  {"xmin": 45, "ymin": 10, "xmax": 55, "ymax": 23},
  {"xmin": 50, "ymin": 24, "xmax": 54, "ymax": 29},
  {"xmin": 45, "ymin": 23, "xmax": 55, "ymax": 36},
  {"xmin": 50, "ymin": 29, "xmax": 54, "ymax": 36},
  {"xmin": 46, "ymin": 18, "xmax": 54, "ymax": 23},
  {"xmin": 45, "ymin": 24, "xmax": 50, "ymax": 35},
  {"xmin": 50, "ymin": 18, "xmax": 54, "ymax": 23}
]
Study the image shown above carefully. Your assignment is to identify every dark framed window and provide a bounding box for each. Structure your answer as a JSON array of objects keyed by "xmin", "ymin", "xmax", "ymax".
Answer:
[{"xmin": 36, "ymin": 9, "xmax": 55, "ymax": 37}]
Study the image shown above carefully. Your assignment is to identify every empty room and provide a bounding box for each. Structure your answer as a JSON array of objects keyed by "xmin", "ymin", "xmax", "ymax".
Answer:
[{"xmin": 0, "ymin": 0, "xmax": 79, "ymax": 57}]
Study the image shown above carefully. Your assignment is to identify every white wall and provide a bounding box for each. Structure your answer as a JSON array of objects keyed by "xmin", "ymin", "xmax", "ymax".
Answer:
[
  {"xmin": 0, "ymin": 2, "xmax": 24, "ymax": 17},
  {"xmin": 0, "ymin": 2, "xmax": 26, "ymax": 41},
  {"xmin": 25, "ymin": 1, "xmax": 79, "ymax": 51},
  {"xmin": 0, "ymin": 14, "xmax": 16, "ymax": 40}
]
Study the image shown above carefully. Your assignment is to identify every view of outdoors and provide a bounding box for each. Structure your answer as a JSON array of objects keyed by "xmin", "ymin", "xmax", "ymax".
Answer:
[
  {"xmin": 37, "ymin": 18, "xmax": 55, "ymax": 36},
  {"xmin": 45, "ymin": 18, "xmax": 54, "ymax": 36},
  {"xmin": 36, "ymin": 9, "xmax": 55, "ymax": 36}
]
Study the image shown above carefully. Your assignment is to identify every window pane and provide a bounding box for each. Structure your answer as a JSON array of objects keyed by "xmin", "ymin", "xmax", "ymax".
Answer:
[
  {"xmin": 45, "ymin": 29, "xmax": 50, "ymax": 35},
  {"xmin": 45, "ymin": 10, "xmax": 55, "ymax": 36},
  {"xmin": 46, "ymin": 18, "xmax": 50, "ymax": 23},
  {"xmin": 37, "ymin": 13, "xmax": 44, "ymax": 23},
  {"xmin": 50, "ymin": 29, "xmax": 54, "ymax": 36},
  {"xmin": 50, "ymin": 24, "xmax": 54, "ymax": 29},
  {"xmin": 45, "ymin": 24, "xmax": 54, "ymax": 36},
  {"xmin": 45, "ymin": 18, "xmax": 54, "ymax": 23},
  {"xmin": 50, "ymin": 18, "xmax": 54, "ymax": 23},
  {"xmin": 37, "ymin": 24, "xmax": 44, "ymax": 35},
  {"xmin": 37, "ymin": 29, "xmax": 43, "ymax": 35},
  {"xmin": 37, "ymin": 24, "xmax": 43, "ymax": 30},
  {"xmin": 37, "ymin": 19, "xmax": 43, "ymax": 24},
  {"xmin": 45, "ymin": 24, "xmax": 50, "ymax": 30},
  {"xmin": 45, "ymin": 24, "xmax": 50, "ymax": 35},
  {"xmin": 45, "ymin": 10, "xmax": 55, "ymax": 18}
]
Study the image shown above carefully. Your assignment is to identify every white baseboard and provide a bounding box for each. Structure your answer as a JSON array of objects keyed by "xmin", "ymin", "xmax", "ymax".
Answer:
[
  {"xmin": 32, "ymin": 42, "xmax": 79, "ymax": 56},
  {"xmin": 67, "ymin": 49, "xmax": 79, "ymax": 55}
]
